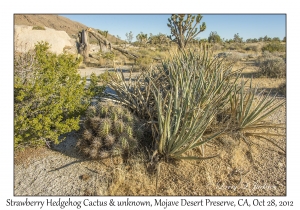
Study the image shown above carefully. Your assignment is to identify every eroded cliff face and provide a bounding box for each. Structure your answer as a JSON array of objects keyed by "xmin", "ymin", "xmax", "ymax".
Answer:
[{"xmin": 14, "ymin": 25, "xmax": 77, "ymax": 54}]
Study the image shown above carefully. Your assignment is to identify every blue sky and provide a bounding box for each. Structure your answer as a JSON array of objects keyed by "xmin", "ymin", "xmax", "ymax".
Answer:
[{"xmin": 61, "ymin": 14, "xmax": 286, "ymax": 42}]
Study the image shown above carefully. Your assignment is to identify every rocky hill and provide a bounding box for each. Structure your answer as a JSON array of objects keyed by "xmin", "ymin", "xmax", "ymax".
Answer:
[
  {"xmin": 14, "ymin": 14, "xmax": 121, "ymax": 44},
  {"xmin": 15, "ymin": 14, "xmax": 87, "ymax": 37},
  {"xmin": 14, "ymin": 25, "xmax": 77, "ymax": 54}
]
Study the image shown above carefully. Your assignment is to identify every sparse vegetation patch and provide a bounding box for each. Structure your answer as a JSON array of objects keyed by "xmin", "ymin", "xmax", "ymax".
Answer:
[{"xmin": 32, "ymin": 26, "xmax": 46, "ymax": 30}]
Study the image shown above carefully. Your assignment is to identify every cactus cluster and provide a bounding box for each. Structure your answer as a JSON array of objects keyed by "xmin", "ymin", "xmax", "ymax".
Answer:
[{"xmin": 76, "ymin": 101, "xmax": 144, "ymax": 159}]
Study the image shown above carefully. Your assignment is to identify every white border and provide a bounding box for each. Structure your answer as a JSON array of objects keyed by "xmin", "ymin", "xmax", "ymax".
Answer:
[{"xmin": 2, "ymin": 0, "xmax": 297, "ymax": 209}]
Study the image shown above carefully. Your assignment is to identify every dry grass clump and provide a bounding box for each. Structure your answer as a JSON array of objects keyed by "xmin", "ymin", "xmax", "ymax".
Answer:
[
  {"xmin": 76, "ymin": 101, "xmax": 147, "ymax": 159},
  {"xmin": 224, "ymin": 52, "xmax": 245, "ymax": 64}
]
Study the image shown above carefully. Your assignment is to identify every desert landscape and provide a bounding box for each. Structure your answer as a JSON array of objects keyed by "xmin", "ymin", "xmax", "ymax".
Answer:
[{"xmin": 14, "ymin": 14, "xmax": 286, "ymax": 196}]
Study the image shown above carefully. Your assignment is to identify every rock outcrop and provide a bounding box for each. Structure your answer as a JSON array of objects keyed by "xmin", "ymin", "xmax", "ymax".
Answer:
[{"xmin": 14, "ymin": 25, "xmax": 77, "ymax": 54}]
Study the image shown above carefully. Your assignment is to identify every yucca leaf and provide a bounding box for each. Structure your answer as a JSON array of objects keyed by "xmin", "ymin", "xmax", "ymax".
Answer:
[{"xmin": 246, "ymin": 134, "xmax": 285, "ymax": 152}]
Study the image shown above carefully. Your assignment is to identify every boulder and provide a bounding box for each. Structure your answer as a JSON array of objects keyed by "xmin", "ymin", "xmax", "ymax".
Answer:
[{"xmin": 14, "ymin": 25, "xmax": 77, "ymax": 55}]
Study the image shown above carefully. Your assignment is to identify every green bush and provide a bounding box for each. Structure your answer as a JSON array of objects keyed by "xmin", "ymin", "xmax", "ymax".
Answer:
[
  {"xmin": 262, "ymin": 41, "xmax": 285, "ymax": 53},
  {"xmin": 14, "ymin": 42, "xmax": 90, "ymax": 148},
  {"xmin": 98, "ymin": 71, "xmax": 120, "ymax": 85},
  {"xmin": 89, "ymin": 72, "xmax": 106, "ymax": 98}
]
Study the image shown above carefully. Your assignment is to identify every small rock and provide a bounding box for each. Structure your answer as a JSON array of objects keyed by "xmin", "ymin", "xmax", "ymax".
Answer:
[{"xmin": 79, "ymin": 174, "xmax": 90, "ymax": 181}]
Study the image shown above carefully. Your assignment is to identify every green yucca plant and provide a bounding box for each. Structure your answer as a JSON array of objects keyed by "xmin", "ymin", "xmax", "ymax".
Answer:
[
  {"xmin": 108, "ymin": 46, "xmax": 285, "ymax": 161},
  {"xmin": 152, "ymin": 90, "xmax": 219, "ymax": 160},
  {"xmin": 226, "ymin": 79, "xmax": 285, "ymax": 150},
  {"xmin": 107, "ymin": 47, "xmax": 241, "ymax": 160},
  {"xmin": 148, "ymin": 48, "xmax": 239, "ymax": 160}
]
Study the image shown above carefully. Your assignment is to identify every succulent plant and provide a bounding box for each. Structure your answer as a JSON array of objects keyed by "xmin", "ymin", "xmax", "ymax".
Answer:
[
  {"xmin": 86, "ymin": 106, "xmax": 97, "ymax": 118},
  {"xmin": 76, "ymin": 101, "xmax": 146, "ymax": 159},
  {"xmin": 82, "ymin": 129, "xmax": 93, "ymax": 141},
  {"xmin": 90, "ymin": 116, "xmax": 101, "ymax": 130},
  {"xmin": 97, "ymin": 118, "xmax": 112, "ymax": 138},
  {"xmin": 104, "ymin": 134, "xmax": 116, "ymax": 147},
  {"xmin": 114, "ymin": 119, "xmax": 125, "ymax": 135}
]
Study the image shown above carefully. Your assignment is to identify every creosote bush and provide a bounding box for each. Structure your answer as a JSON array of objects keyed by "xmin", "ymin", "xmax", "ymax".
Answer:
[
  {"xmin": 14, "ymin": 42, "xmax": 90, "ymax": 148},
  {"xmin": 76, "ymin": 101, "xmax": 146, "ymax": 159}
]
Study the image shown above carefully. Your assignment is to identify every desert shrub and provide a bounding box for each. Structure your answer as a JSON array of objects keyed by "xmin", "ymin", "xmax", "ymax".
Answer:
[
  {"xmin": 227, "ymin": 42, "xmax": 243, "ymax": 51},
  {"xmin": 244, "ymin": 46, "xmax": 251, "ymax": 51},
  {"xmin": 32, "ymin": 26, "xmax": 46, "ymax": 30},
  {"xmin": 109, "ymin": 46, "xmax": 238, "ymax": 160},
  {"xmin": 157, "ymin": 46, "xmax": 170, "ymax": 52},
  {"xmin": 224, "ymin": 52, "xmax": 245, "ymax": 63},
  {"xmin": 89, "ymin": 73, "xmax": 106, "ymax": 98},
  {"xmin": 256, "ymin": 51, "xmax": 286, "ymax": 78},
  {"xmin": 244, "ymin": 44, "xmax": 259, "ymax": 52},
  {"xmin": 98, "ymin": 52, "xmax": 116, "ymax": 68},
  {"xmin": 76, "ymin": 102, "xmax": 146, "ymax": 159},
  {"xmin": 211, "ymin": 43, "xmax": 223, "ymax": 52},
  {"xmin": 98, "ymin": 71, "xmax": 120, "ymax": 85},
  {"xmin": 262, "ymin": 41, "xmax": 285, "ymax": 53},
  {"xmin": 14, "ymin": 42, "xmax": 90, "ymax": 148}
]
